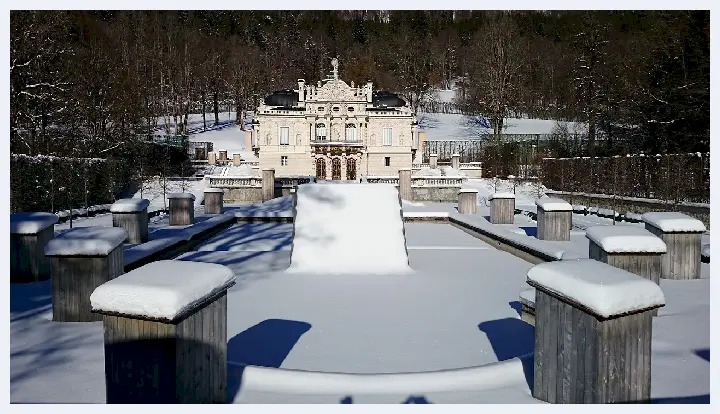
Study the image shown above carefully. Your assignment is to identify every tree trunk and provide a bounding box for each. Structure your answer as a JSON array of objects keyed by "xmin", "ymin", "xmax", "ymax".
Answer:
[
  {"xmin": 213, "ymin": 89, "xmax": 219, "ymax": 126},
  {"xmin": 202, "ymin": 89, "xmax": 207, "ymax": 131}
]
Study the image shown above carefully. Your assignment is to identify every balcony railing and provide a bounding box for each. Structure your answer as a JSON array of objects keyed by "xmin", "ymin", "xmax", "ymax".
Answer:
[
  {"xmin": 365, "ymin": 175, "xmax": 467, "ymax": 187},
  {"xmin": 310, "ymin": 139, "xmax": 364, "ymax": 146}
]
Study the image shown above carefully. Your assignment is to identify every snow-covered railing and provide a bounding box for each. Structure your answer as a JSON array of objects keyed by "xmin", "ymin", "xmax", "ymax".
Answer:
[
  {"xmin": 459, "ymin": 162, "xmax": 482, "ymax": 169},
  {"xmin": 207, "ymin": 176, "xmax": 263, "ymax": 188},
  {"xmin": 411, "ymin": 176, "xmax": 465, "ymax": 187},
  {"xmin": 411, "ymin": 163, "xmax": 430, "ymax": 169},
  {"xmin": 238, "ymin": 161, "xmax": 259, "ymax": 168},
  {"xmin": 275, "ymin": 176, "xmax": 316, "ymax": 187},
  {"xmin": 365, "ymin": 176, "xmax": 400, "ymax": 185}
]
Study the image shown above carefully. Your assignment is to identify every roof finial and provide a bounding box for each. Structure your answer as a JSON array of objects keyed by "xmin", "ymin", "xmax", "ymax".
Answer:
[{"xmin": 331, "ymin": 57, "xmax": 339, "ymax": 80}]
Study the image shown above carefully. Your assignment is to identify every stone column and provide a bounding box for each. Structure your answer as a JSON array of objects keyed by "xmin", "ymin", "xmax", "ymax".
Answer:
[
  {"xmin": 262, "ymin": 168, "xmax": 276, "ymax": 202},
  {"xmin": 451, "ymin": 153, "xmax": 460, "ymax": 170},
  {"xmin": 429, "ymin": 153, "xmax": 438, "ymax": 169},
  {"xmin": 208, "ymin": 152, "xmax": 217, "ymax": 165},
  {"xmin": 398, "ymin": 168, "xmax": 412, "ymax": 201},
  {"xmin": 457, "ymin": 189, "xmax": 478, "ymax": 214},
  {"xmin": 204, "ymin": 188, "xmax": 224, "ymax": 215},
  {"xmin": 489, "ymin": 192, "xmax": 516, "ymax": 224},
  {"xmin": 168, "ymin": 193, "xmax": 196, "ymax": 226},
  {"xmin": 528, "ymin": 259, "xmax": 664, "ymax": 403},
  {"xmin": 233, "ymin": 153, "xmax": 242, "ymax": 166},
  {"xmin": 219, "ymin": 150, "xmax": 228, "ymax": 163}
]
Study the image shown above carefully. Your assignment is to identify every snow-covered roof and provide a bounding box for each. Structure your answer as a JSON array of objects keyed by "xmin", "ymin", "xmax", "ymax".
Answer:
[
  {"xmin": 488, "ymin": 192, "xmax": 515, "ymax": 200},
  {"xmin": 535, "ymin": 198, "xmax": 572, "ymax": 212},
  {"xmin": 90, "ymin": 260, "xmax": 235, "ymax": 321},
  {"xmin": 642, "ymin": 212, "xmax": 706, "ymax": 233},
  {"xmin": 110, "ymin": 198, "xmax": 150, "ymax": 213},
  {"xmin": 10, "ymin": 212, "xmax": 58, "ymax": 234},
  {"xmin": 527, "ymin": 259, "xmax": 665, "ymax": 318},
  {"xmin": 45, "ymin": 227, "xmax": 127, "ymax": 256},
  {"xmin": 585, "ymin": 226, "xmax": 666, "ymax": 254}
]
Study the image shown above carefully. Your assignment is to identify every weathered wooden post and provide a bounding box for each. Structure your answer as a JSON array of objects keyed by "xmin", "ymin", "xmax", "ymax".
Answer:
[
  {"xmin": 518, "ymin": 287, "xmax": 535, "ymax": 326},
  {"xmin": 398, "ymin": 168, "xmax": 412, "ymax": 201},
  {"xmin": 429, "ymin": 153, "xmax": 438, "ymax": 169},
  {"xmin": 536, "ymin": 198, "xmax": 572, "ymax": 241},
  {"xmin": 489, "ymin": 192, "xmax": 515, "ymax": 224},
  {"xmin": 110, "ymin": 198, "xmax": 150, "ymax": 244},
  {"xmin": 528, "ymin": 259, "xmax": 665, "ymax": 403},
  {"xmin": 168, "ymin": 193, "xmax": 196, "ymax": 226},
  {"xmin": 204, "ymin": 188, "xmax": 224, "ymax": 215},
  {"xmin": 208, "ymin": 151, "xmax": 217, "ymax": 165},
  {"xmin": 262, "ymin": 168, "xmax": 275, "ymax": 202},
  {"xmin": 218, "ymin": 149, "xmax": 228, "ymax": 163},
  {"xmin": 90, "ymin": 260, "xmax": 235, "ymax": 403},
  {"xmin": 232, "ymin": 153, "xmax": 242, "ymax": 166},
  {"xmin": 642, "ymin": 212, "xmax": 706, "ymax": 280},
  {"xmin": 451, "ymin": 153, "xmax": 460, "ymax": 170},
  {"xmin": 457, "ymin": 188, "xmax": 478, "ymax": 214},
  {"xmin": 10, "ymin": 212, "xmax": 59, "ymax": 283},
  {"xmin": 44, "ymin": 226, "xmax": 127, "ymax": 322},
  {"xmin": 585, "ymin": 225, "xmax": 666, "ymax": 316}
]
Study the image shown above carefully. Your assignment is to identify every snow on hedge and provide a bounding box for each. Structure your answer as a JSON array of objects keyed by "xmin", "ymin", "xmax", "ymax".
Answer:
[
  {"xmin": 10, "ymin": 212, "xmax": 59, "ymax": 234},
  {"xmin": 641, "ymin": 212, "xmax": 706, "ymax": 233},
  {"xmin": 287, "ymin": 183, "xmax": 412, "ymax": 275},
  {"xmin": 110, "ymin": 198, "xmax": 150, "ymax": 213},
  {"xmin": 585, "ymin": 225, "xmax": 666, "ymax": 253},
  {"xmin": 535, "ymin": 198, "xmax": 572, "ymax": 212},
  {"xmin": 45, "ymin": 227, "xmax": 127, "ymax": 256},
  {"xmin": 527, "ymin": 259, "xmax": 665, "ymax": 318},
  {"xmin": 90, "ymin": 260, "xmax": 235, "ymax": 320},
  {"xmin": 488, "ymin": 192, "xmax": 515, "ymax": 200}
]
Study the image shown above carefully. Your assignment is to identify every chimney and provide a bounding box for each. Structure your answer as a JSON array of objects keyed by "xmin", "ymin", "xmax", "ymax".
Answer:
[
  {"xmin": 298, "ymin": 79, "xmax": 305, "ymax": 102},
  {"xmin": 366, "ymin": 81, "xmax": 373, "ymax": 103}
]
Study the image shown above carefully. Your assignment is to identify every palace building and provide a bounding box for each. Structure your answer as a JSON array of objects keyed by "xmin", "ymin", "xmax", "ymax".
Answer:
[{"xmin": 251, "ymin": 58, "xmax": 421, "ymax": 180}]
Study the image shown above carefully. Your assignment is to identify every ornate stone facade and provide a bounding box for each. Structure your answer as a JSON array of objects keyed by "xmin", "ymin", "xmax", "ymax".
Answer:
[{"xmin": 252, "ymin": 59, "xmax": 418, "ymax": 179}]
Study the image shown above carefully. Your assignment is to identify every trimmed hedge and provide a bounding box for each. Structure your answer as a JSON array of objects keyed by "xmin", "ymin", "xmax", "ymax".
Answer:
[{"xmin": 10, "ymin": 154, "xmax": 134, "ymax": 214}]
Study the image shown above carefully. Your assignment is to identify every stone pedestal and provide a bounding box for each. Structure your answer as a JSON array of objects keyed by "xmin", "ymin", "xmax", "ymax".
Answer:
[
  {"xmin": 10, "ymin": 212, "xmax": 59, "ymax": 283},
  {"xmin": 218, "ymin": 150, "xmax": 228, "ymax": 163},
  {"xmin": 429, "ymin": 153, "xmax": 438, "ymax": 169},
  {"xmin": 398, "ymin": 168, "xmax": 412, "ymax": 201},
  {"xmin": 457, "ymin": 189, "xmax": 478, "ymax": 214},
  {"xmin": 232, "ymin": 153, "xmax": 241, "ymax": 166},
  {"xmin": 451, "ymin": 153, "xmax": 460, "ymax": 170},
  {"xmin": 110, "ymin": 198, "xmax": 150, "ymax": 244},
  {"xmin": 45, "ymin": 226, "xmax": 127, "ymax": 322},
  {"xmin": 528, "ymin": 259, "xmax": 665, "ymax": 403},
  {"xmin": 262, "ymin": 168, "xmax": 276, "ymax": 202},
  {"xmin": 208, "ymin": 152, "xmax": 217, "ymax": 165}
]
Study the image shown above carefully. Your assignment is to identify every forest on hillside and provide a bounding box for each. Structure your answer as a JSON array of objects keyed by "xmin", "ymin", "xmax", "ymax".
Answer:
[{"xmin": 11, "ymin": 10, "xmax": 709, "ymax": 159}]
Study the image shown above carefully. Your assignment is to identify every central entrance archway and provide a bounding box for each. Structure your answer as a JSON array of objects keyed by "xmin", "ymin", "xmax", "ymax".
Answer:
[
  {"xmin": 316, "ymin": 158, "xmax": 327, "ymax": 180},
  {"xmin": 331, "ymin": 158, "xmax": 342, "ymax": 180},
  {"xmin": 346, "ymin": 158, "xmax": 357, "ymax": 180}
]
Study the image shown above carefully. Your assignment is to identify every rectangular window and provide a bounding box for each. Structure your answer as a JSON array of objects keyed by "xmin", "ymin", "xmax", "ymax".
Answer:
[
  {"xmin": 385, "ymin": 157, "xmax": 391, "ymax": 167},
  {"xmin": 345, "ymin": 127, "xmax": 356, "ymax": 141},
  {"xmin": 279, "ymin": 127, "xmax": 289, "ymax": 145},
  {"xmin": 281, "ymin": 156, "xmax": 288, "ymax": 166},
  {"xmin": 316, "ymin": 125, "xmax": 327, "ymax": 141},
  {"xmin": 382, "ymin": 127, "xmax": 392, "ymax": 146}
]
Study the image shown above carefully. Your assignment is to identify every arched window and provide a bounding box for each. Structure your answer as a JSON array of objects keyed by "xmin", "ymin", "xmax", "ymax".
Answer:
[
  {"xmin": 345, "ymin": 124, "xmax": 357, "ymax": 142},
  {"xmin": 315, "ymin": 123, "xmax": 327, "ymax": 141}
]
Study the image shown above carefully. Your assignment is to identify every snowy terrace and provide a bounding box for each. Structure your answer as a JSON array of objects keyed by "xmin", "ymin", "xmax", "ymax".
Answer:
[{"xmin": 10, "ymin": 179, "xmax": 710, "ymax": 404}]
